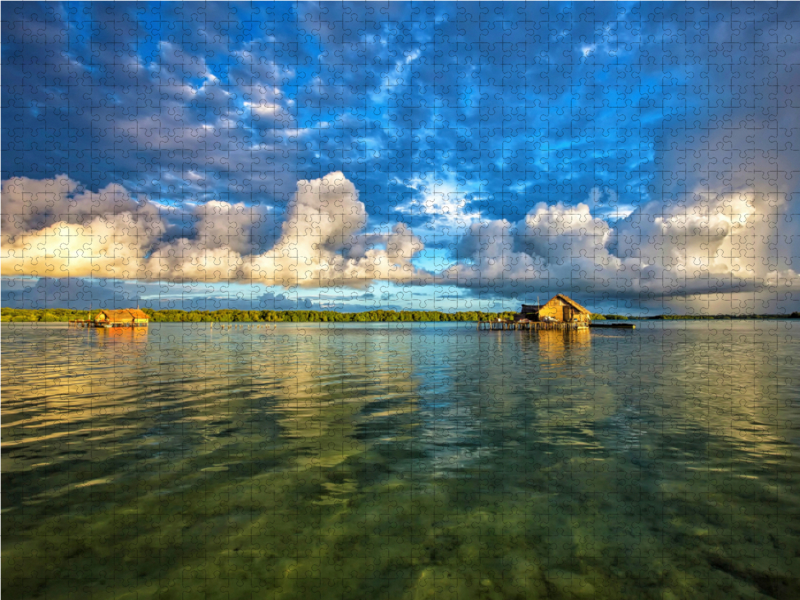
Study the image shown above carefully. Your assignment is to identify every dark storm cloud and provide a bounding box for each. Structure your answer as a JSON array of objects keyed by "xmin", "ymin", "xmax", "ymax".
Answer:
[{"xmin": 1, "ymin": 277, "xmax": 144, "ymax": 310}]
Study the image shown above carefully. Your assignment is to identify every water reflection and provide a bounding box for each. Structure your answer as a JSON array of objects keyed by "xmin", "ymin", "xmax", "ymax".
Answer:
[{"xmin": 2, "ymin": 321, "xmax": 800, "ymax": 600}]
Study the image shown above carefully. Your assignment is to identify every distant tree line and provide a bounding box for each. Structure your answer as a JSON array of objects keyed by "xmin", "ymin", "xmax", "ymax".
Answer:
[
  {"xmin": 649, "ymin": 313, "xmax": 800, "ymax": 320},
  {"xmin": 595, "ymin": 313, "xmax": 800, "ymax": 320},
  {"xmin": 590, "ymin": 314, "xmax": 630, "ymax": 320},
  {"xmin": 3, "ymin": 307, "xmax": 799, "ymax": 323},
  {"xmin": 139, "ymin": 309, "xmax": 521, "ymax": 323},
  {"xmin": 0, "ymin": 307, "xmax": 518, "ymax": 323}
]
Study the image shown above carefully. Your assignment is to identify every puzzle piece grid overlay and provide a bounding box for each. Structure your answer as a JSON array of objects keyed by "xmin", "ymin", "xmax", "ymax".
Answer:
[{"xmin": 3, "ymin": 3, "xmax": 800, "ymax": 600}]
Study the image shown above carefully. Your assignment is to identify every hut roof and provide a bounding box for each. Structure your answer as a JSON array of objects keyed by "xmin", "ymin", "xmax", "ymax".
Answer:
[{"xmin": 553, "ymin": 294, "xmax": 591, "ymax": 314}]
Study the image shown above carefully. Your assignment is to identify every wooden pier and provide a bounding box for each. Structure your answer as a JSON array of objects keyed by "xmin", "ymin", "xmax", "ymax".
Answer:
[
  {"xmin": 68, "ymin": 320, "xmax": 92, "ymax": 328},
  {"xmin": 478, "ymin": 321, "xmax": 589, "ymax": 331},
  {"xmin": 68, "ymin": 320, "xmax": 148, "ymax": 329}
]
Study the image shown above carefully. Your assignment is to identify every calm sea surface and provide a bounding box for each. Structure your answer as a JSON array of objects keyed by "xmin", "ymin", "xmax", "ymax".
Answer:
[{"xmin": 3, "ymin": 321, "xmax": 800, "ymax": 599}]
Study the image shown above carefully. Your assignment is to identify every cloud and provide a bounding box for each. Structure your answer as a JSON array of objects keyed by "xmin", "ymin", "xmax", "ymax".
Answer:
[
  {"xmin": 2, "ymin": 173, "xmax": 432, "ymax": 289},
  {"xmin": 1, "ymin": 175, "xmax": 159, "ymax": 235},
  {"xmin": 246, "ymin": 172, "xmax": 431, "ymax": 288},
  {"xmin": 1, "ymin": 277, "xmax": 134, "ymax": 310},
  {"xmin": 442, "ymin": 190, "xmax": 800, "ymax": 301},
  {"xmin": 175, "ymin": 200, "xmax": 279, "ymax": 255},
  {"xmin": 3, "ymin": 174, "xmax": 797, "ymax": 309},
  {"xmin": 2, "ymin": 176, "xmax": 164, "ymax": 279},
  {"xmin": 0, "ymin": 276, "xmax": 353, "ymax": 312}
]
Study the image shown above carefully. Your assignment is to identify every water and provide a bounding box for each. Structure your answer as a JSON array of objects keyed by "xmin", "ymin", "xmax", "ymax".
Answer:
[{"xmin": 3, "ymin": 321, "xmax": 800, "ymax": 599}]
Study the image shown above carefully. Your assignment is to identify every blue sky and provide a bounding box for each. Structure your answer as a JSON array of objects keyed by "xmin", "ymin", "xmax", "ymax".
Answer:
[{"xmin": 2, "ymin": 2, "xmax": 800, "ymax": 315}]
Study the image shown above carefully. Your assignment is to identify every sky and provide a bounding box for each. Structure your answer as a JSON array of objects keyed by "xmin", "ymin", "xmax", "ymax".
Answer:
[{"xmin": 2, "ymin": 1, "xmax": 800, "ymax": 315}]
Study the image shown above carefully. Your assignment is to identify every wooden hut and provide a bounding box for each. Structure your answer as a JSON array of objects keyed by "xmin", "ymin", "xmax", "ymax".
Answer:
[
  {"xmin": 93, "ymin": 309, "xmax": 149, "ymax": 328},
  {"xmin": 518, "ymin": 295, "xmax": 592, "ymax": 323}
]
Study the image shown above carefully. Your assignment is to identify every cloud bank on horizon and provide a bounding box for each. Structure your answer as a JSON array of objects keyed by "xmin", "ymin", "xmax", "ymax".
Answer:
[{"xmin": 2, "ymin": 2, "xmax": 799, "ymax": 314}]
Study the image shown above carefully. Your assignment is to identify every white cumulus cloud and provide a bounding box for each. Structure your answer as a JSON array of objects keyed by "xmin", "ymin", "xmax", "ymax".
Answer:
[{"xmin": 2, "ymin": 173, "xmax": 432, "ymax": 289}]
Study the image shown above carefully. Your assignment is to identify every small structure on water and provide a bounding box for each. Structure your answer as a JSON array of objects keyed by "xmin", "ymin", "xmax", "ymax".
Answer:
[
  {"xmin": 478, "ymin": 294, "xmax": 591, "ymax": 331},
  {"xmin": 93, "ymin": 309, "xmax": 149, "ymax": 328},
  {"xmin": 516, "ymin": 294, "xmax": 592, "ymax": 324}
]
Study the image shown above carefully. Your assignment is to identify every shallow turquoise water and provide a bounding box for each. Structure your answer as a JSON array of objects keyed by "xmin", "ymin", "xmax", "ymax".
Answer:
[{"xmin": 3, "ymin": 321, "xmax": 800, "ymax": 599}]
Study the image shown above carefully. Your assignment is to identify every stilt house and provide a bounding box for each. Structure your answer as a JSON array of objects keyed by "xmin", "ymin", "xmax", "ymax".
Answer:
[
  {"xmin": 517, "ymin": 295, "xmax": 591, "ymax": 323},
  {"xmin": 93, "ymin": 309, "xmax": 149, "ymax": 328}
]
